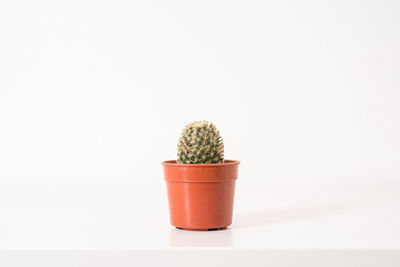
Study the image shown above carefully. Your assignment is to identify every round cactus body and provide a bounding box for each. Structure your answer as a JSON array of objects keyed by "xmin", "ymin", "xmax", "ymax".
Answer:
[{"xmin": 177, "ymin": 121, "xmax": 224, "ymax": 164}]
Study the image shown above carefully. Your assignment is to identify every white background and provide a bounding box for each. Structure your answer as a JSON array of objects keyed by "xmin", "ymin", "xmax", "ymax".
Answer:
[
  {"xmin": 1, "ymin": 2, "xmax": 400, "ymax": 265},
  {"xmin": 1, "ymin": 0, "xmax": 399, "ymax": 182}
]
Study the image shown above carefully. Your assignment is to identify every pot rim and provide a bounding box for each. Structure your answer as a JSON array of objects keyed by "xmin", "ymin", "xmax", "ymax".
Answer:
[{"xmin": 162, "ymin": 159, "xmax": 240, "ymax": 167}]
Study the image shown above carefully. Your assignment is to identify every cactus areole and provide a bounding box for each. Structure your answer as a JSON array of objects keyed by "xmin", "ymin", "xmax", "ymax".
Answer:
[{"xmin": 162, "ymin": 121, "xmax": 240, "ymax": 231}]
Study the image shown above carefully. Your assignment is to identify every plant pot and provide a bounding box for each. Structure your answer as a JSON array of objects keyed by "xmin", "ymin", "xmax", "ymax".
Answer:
[{"xmin": 162, "ymin": 160, "xmax": 240, "ymax": 231}]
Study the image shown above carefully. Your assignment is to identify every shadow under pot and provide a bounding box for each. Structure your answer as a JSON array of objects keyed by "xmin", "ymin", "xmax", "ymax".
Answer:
[{"xmin": 162, "ymin": 160, "xmax": 240, "ymax": 231}]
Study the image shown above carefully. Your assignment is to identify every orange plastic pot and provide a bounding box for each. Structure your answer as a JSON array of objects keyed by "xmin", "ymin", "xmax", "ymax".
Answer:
[{"xmin": 162, "ymin": 160, "xmax": 240, "ymax": 231}]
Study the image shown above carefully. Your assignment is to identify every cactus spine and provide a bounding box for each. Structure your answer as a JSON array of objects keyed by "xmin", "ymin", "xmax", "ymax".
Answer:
[{"xmin": 177, "ymin": 121, "xmax": 224, "ymax": 164}]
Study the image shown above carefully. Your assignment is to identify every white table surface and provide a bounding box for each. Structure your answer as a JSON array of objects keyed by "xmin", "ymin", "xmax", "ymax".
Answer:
[{"xmin": 0, "ymin": 176, "xmax": 399, "ymax": 266}]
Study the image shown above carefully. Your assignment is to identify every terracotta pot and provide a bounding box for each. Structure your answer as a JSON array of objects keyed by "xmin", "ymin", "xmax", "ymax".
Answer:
[{"xmin": 162, "ymin": 160, "xmax": 240, "ymax": 231}]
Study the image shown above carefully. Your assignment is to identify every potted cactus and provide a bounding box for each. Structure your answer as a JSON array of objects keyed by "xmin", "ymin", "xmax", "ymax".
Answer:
[{"xmin": 162, "ymin": 121, "xmax": 240, "ymax": 231}]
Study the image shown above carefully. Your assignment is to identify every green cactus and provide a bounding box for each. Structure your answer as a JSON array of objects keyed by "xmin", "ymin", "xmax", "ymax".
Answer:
[{"xmin": 177, "ymin": 121, "xmax": 224, "ymax": 164}]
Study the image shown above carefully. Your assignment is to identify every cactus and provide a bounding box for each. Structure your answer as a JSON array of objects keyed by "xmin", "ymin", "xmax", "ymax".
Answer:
[{"xmin": 177, "ymin": 121, "xmax": 224, "ymax": 164}]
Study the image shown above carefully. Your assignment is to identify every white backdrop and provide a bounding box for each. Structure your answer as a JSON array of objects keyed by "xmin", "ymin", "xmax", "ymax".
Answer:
[{"xmin": 0, "ymin": 0, "xmax": 399, "ymax": 182}]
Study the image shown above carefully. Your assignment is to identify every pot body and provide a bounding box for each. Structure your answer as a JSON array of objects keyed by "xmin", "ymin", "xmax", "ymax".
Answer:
[{"xmin": 162, "ymin": 160, "xmax": 239, "ymax": 230}]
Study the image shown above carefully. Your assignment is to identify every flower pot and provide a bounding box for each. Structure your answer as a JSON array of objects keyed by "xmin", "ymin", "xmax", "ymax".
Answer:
[{"xmin": 162, "ymin": 160, "xmax": 240, "ymax": 231}]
